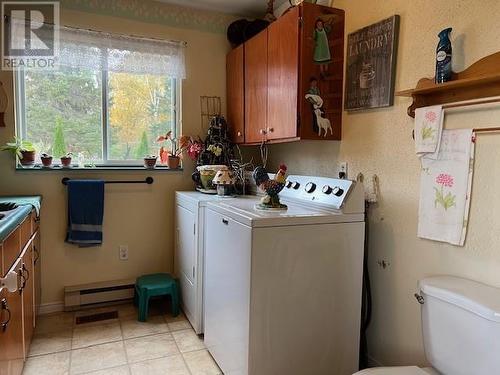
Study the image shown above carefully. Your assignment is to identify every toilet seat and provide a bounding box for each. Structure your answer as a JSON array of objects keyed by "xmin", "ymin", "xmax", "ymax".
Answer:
[{"xmin": 354, "ymin": 366, "xmax": 439, "ymax": 375}]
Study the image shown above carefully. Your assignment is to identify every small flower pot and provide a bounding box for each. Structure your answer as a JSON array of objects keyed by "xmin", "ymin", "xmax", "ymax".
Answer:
[
  {"xmin": 41, "ymin": 155, "xmax": 53, "ymax": 168},
  {"xmin": 19, "ymin": 150, "xmax": 36, "ymax": 167},
  {"xmin": 60, "ymin": 156, "xmax": 72, "ymax": 168},
  {"xmin": 167, "ymin": 155, "xmax": 180, "ymax": 169},
  {"xmin": 144, "ymin": 156, "xmax": 157, "ymax": 169}
]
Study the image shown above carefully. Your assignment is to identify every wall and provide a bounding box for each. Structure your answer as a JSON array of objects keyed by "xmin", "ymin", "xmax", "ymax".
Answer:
[
  {"xmin": 265, "ymin": 0, "xmax": 500, "ymax": 367},
  {"xmin": 0, "ymin": 0, "xmax": 230, "ymax": 306}
]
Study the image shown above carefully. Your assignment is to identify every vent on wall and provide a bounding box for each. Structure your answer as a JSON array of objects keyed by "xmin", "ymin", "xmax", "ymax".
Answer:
[{"xmin": 64, "ymin": 278, "xmax": 135, "ymax": 311}]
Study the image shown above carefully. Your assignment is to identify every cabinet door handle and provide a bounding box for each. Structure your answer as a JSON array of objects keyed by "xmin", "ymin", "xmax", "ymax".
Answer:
[
  {"xmin": 17, "ymin": 269, "xmax": 23, "ymax": 293},
  {"xmin": 33, "ymin": 245, "xmax": 40, "ymax": 265},
  {"xmin": 22, "ymin": 264, "xmax": 30, "ymax": 282},
  {"xmin": 18, "ymin": 267, "xmax": 26, "ymax": 292},
  {"xmin": 222, "ymin": 218, "xmax": 229, "ymax": 225},
  {"xmin": 268, "ymin": 127, "xmax": 274, "ymax": 133},
  {"xmin": 1, "ymin": 298, "xmax": 11, "ymax": 332},
  {"xmin": 259, "ymin": 129, "xmax": 267, "ymax": 135}
]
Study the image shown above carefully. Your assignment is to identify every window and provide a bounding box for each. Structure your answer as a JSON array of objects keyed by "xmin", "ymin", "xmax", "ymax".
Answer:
[{"xmin": 13, "ymin": 22, "xmax": 185, "ymax": 167}]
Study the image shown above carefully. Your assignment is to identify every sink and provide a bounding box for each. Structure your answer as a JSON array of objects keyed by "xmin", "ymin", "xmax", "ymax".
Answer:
[
  {"xmin": 0, "ymin": 202, "xmax": 17, "ymax": 211},
  {"xmin": 0, "ymin": 203, "xmax": 20, "ymax": 221}
]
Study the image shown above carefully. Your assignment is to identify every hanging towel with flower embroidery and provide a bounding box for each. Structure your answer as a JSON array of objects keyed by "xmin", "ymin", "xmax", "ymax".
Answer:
[
  {"xmin": 418, "ymin": 129, "xmax": 475, "ymax": 246},
  {"xmin": 415, "ymin": 105, "xmax": 444, "ymax": 157}
]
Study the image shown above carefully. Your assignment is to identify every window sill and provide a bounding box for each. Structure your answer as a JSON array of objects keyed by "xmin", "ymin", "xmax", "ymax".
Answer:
[{"xmin": 15, "ymin": 165, "xmax": 184, "ymax": 172}]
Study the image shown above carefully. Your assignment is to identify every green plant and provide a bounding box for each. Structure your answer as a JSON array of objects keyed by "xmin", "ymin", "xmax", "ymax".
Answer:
[
  {"xmin": 53, "ymin": 118, "xmax": 67, "ymax": 158},
  {"xmin": 421, "ymin": 125, "xmax": 436, "ymax": 140},
  {"xmin": 0, "ymin": 137, "xmax": 35, "ymax": 158}
]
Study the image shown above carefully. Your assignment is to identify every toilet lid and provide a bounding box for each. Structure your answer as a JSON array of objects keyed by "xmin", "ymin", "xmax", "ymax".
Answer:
[{"xmin": 354, "ymin": 366, "xmax": 435, "ymax": 375}]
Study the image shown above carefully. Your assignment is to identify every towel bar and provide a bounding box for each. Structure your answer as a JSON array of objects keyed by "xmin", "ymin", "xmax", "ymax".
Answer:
[{"xmin": 62, "ymin": 177, "xmax": 154, "ymax": 185}]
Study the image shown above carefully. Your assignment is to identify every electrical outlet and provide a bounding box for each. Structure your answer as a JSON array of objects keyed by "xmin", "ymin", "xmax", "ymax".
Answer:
[
  {"xmin": 338, "ymin": 162, "xmax": 348, "ymax": 179},
  {"xmin": 119, "ymin": 245, "xmax": 128, "ymax": 260}
]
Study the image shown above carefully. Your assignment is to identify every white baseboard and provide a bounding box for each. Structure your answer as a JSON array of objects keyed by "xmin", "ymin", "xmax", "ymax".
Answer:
[{"xmin": 38, "ymin": 301, "xmax": 64, "ymax": 315}]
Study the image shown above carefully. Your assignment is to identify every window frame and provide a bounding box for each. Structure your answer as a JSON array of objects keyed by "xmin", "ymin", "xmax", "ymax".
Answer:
[{"xmin": 14, "ymin": 66, "xmax": 182, "ymax": 167}]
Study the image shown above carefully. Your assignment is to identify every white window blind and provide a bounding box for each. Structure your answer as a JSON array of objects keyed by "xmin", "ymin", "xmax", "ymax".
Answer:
[{"xmin": 10, "ymin": 18, "xmax": 186, "ymax": 78}]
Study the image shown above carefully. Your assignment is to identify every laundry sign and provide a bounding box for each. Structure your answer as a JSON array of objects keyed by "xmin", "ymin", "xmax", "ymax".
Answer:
[{"xmin": 345, "ymin": 15, "xmax": 400, "ymax": 111}]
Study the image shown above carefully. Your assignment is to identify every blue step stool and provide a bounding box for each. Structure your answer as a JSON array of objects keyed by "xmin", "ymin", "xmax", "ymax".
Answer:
[{"xmin": 134, "ymin": 273, "xmax": 180, "ymax": 322}]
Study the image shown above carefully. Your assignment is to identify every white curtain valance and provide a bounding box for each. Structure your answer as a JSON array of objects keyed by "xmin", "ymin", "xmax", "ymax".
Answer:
[{"xmin": 9, "ymin": 18, "xmax": 186, "ymax": 78}]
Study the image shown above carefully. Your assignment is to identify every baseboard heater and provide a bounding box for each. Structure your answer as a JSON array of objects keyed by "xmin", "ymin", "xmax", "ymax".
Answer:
[{"xmin": 64, "ymin": 278, "xmax": 135, "ymax": 311}]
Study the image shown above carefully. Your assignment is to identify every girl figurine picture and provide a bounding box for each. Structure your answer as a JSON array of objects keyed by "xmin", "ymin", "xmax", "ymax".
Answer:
[{"xmin": 313, "ymin": 17, "xmax": 333, "ymax": 78}]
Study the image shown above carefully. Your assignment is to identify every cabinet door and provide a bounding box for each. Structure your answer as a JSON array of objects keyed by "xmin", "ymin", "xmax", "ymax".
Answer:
[
  {"xmin": 244, "ymin": 29, "xmax": 268, "ymax": 144},
  {"xmin": 22, "ymin": 246, "xmax": 34, "ymax": 355},
  {"xmin": 227, "ymin": 45, "xmax": 245, "ymax": 144},
  {"xmin": 267, "ymin": 6, "xmax": 300, "ymax": 141},
  {"xmin": 175, "ymin": 204, "xmax": 197, "ymax": 321},
  {"xmin": 33, "ymin": 232, "xmax": 41, "ymax": 319},
  {"xmin": 2, "ymin": 230, "xmax": 20, "ymax": 277},
  {"xmin": 0, "ymin": 260, "xmax": 25, "ymax": 375}
]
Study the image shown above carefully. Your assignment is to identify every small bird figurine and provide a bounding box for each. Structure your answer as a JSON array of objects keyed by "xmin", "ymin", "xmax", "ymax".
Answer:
[{"xmin": 252, "ymin": 164, "xmax": 288, "ymax": 210}]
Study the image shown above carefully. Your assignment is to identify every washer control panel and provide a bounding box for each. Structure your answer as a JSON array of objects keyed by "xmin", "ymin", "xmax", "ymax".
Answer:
[{"xmin": 281, "ymin": 175, "xmax": 355, "ymax": 209}]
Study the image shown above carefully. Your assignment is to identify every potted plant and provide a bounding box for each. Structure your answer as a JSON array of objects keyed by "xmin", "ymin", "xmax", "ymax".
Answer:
[
  {"xmin": 0, "ymin": 137, "xmax": 36, "ymax": 167},
  {"xmin": 60, "ymin": 152, "xmax": 73, "ymax": 168},
  {"xmin": 40, "ymin": 153, "xmax": 53, "ymax": 168},
  {"xmin": 143, "ymin": 155, "xmax": 158, "ymax": 169},
  {"xmin": 156, "ymin": 131, "xmax": 187, "ymax": 169}
]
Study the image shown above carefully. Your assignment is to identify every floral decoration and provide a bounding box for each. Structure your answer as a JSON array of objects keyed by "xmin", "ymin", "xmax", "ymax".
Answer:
[{"xmin": 434, "ymin": 173, "xmax": 456, "ymax": 210}]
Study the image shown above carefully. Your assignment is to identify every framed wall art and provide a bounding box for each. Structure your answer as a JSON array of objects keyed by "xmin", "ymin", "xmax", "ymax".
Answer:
[{"xmin": 344, "ymin": 15, "xmax": 400, "ymax": 111}]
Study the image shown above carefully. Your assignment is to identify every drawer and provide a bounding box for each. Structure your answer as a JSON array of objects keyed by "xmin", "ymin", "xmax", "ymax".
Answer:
[
  {"xmin": 19, "ymin": 214, "xmax": 32, "ymax": 250},
  {"xmin": 2, "ymin": 230, "xmax": 20, "ymax": 277}
]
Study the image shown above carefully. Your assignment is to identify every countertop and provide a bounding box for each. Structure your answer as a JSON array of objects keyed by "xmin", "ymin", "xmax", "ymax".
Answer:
[{"xmin": 0, "ymin": 196, "xmax": 42, "ymax": 243}]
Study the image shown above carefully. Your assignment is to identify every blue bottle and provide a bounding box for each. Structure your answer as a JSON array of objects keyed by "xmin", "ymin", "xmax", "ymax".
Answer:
[{"xmin": 435, "ymin": 28, "xmax": 453, "ymax": 83}]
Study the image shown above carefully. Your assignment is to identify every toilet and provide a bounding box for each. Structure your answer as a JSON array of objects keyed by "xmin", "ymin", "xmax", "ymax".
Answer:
[{"xmin": 354, "ymin": 276, "xmax": 500, "ymax": 375}]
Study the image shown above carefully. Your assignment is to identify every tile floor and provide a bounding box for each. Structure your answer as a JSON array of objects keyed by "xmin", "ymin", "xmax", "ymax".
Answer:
[{"xmin": 23, "ymin": 303, "xmax": 222, "ymax": 375}]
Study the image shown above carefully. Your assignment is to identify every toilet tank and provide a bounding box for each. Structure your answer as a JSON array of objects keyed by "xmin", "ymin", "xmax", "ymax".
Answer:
[{"xmin": 419, "ymin": 276, "xmax": 500, "ymax": 375}]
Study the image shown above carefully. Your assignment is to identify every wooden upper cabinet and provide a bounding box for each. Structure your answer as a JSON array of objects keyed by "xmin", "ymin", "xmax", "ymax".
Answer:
[
  {"xmin": 244, "ymin": 29, "xmax": 268, "ymax": 144},
  {"xmin": 227, "ymin": 44, "xmax": 245, "ymax": 144},
  {"xmin": 267, "ymin": 6, "xmax": 300, "ymax": 141},
  {"xmin": 227, "ymin": 3, "xmax": 345, "ymax": 144},
  {"xmin": 299, "ymin": 3, "xmax": 345, "ymax": 140}
]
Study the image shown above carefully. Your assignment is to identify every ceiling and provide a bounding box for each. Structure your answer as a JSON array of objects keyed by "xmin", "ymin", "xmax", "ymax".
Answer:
[{"xmin": 155, "ymin": 0, "xmax": 289, "ymax": 17}]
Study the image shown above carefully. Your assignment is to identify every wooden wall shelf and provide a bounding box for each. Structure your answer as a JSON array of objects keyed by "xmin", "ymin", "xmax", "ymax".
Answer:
[{"xmin": 396, "ymin": 51, "xmax": 500, "ymax": 117}]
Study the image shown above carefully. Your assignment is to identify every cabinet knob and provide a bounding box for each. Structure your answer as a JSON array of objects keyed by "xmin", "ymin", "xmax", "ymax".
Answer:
[
  {"xmin": 0, "ymin": 298, "xmax": 11, "ymax": 332},
  {"xmin": 237, "ymin": 131, "xmax": 242, "ymax": 137},
  {"xmin": 268, "ymin": 127, "xmax": 274, "ymax": 133}
]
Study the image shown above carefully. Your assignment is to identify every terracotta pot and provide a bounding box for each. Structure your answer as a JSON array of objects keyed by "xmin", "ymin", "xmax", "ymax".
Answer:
[
  {"xmin": 41, "ymin": 155, "xmax": 53, "ymax": 167},
  {"xmin": 20, "ymin": 150, "xmax": 36, "ymax": 167},
  {"xmin": 144, "ymin": 157, "xmax": 157, "ymax": 169},
  {"xmin": 60, "ymin": 156, "xmax": 72, "ymax": 167},
  {"xmin": 167, "ymin": 155, "xmax": 180, "ymax": 169}
]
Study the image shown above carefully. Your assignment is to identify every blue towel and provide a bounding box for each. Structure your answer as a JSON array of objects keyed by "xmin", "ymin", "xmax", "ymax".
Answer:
[{"xmin": 66, "ymin": 180, "xmax": 105, "ymax": 247}]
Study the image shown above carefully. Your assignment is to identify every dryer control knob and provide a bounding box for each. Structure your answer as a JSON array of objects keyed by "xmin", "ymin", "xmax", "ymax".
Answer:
[
  {"xmin": 292, "ymin": 182, "xmax": 301, "ymax": 190},
  {"xmin": 322, "ymin": 185, "xmax": 333, "ymax": 194},
  {"xmin": 305, "ymin": 182, "xmax": 316, "ymax": 193},
  {"xmin": 286, "ymin": 180, "xmax": 293, "ymax": 188},
  {"xmin": 332, "ymin": 187, "xmax": 344, "ymax": 197}
]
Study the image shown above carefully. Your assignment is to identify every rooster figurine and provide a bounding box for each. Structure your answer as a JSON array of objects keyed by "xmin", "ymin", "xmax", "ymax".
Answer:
[{"xmin": 252, "ymin": 164, "xmax": 288, "ymax": 210}]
